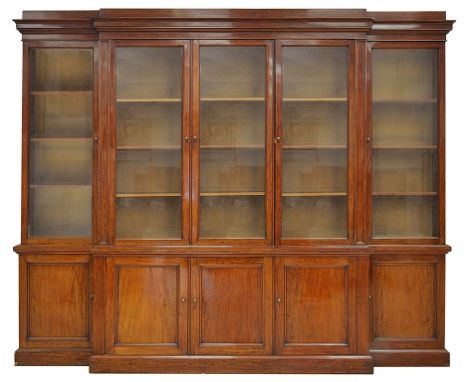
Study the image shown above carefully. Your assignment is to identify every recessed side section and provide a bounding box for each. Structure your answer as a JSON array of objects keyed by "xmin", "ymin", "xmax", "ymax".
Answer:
[
  {"xmin": 371, "ymin": 48, "xmax": 440, "ymax": 240},
  {"xmin": 371, "ymin": 255, "xmax": 445, "ymax": 350},
  {"xmin": 28, "ymin": 48, "xmax": 94, "ymax": 239},
  {"xmin": 20, "ymin": 255, "xmax": 91, "ymax": 349}
]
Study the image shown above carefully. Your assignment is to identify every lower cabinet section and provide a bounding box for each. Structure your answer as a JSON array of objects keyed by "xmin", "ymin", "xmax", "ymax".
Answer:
[
  {"xmin": 15, "ymin": 253, "xmax": 449, "ymax": 371},
  {"xmin": 275, "ymin": 256, "xmax": 357, "ymax": 355}
]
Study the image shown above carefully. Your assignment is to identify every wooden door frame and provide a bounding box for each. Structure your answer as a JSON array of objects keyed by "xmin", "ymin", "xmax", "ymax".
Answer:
[
  {"xmin": 274, "ymin": 39, "xmax": 357, "ymax": 246},
  {"xmin": 365, "ymin": 41, "xmax": 445, "ymax": 245},
  {"xmin": 191, "ymin": 39, "xmax": 274, "ymax": 245},
  {"xmin": 21, "ymin": 41, "xmax": 98, "ymax": 246},
  {"xmin": 108, "ymin": 39, "xmax": 191, "ymax": 245}
]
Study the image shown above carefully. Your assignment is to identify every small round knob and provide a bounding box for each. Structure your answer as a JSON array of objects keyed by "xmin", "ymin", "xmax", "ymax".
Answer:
[
  {"xmin": 184, "ymin": 136, "xmax": 189, "ymax": 143},
  {"xmin": 181, "ymin": 297, "xmax": 186, "ymax": 303},
  {"xmin": 93, "ymin": 136, "xmax": 99, "ymax": 142},
  {"xmin": 193, "ymin": 136, "xmax": 198, "ymax": 142},
  {"xmin": 277, "ymin": 297, "xmax": 282, "ymax": 303},
  {"xmin": 366, "ymin": 137, "xmax": 371, "ymax": 143},
  {"xmin": 193, "ymin": 297, "xmax": 197, "ymax": 303}
]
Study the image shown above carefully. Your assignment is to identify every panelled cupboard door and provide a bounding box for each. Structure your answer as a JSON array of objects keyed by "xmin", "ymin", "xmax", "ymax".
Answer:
[
  {"xmin": 191, "ymin": 257, "xmax": 273, "ymax": 355},
  {"xmin": 275, "ymin": 257, "xmax": 357, "ymax": 355},
  {"xmin": 105, "ymin": 257, "xmax": 188, "ymax": 355},
  {"xmin": 369, "ymin": 43, "xmax": 443, "ymax": 243},
  {"xmin": 371, "ymin": 255, "xmax": 445, "ymax": 349},
  {"xmin": 112, "ymin": 41, "xmax": 190, "ymax": 243},
  {"xmin": 275, "ymin": 41, "xmax": 355, "ymax": 244},
  {"xmin": 192, "ymin": 40, "xmax": 274, "ymax": 245},
  {"xmin": 19, "ymin": 255, "xmax": 92, "ymax": 349}
]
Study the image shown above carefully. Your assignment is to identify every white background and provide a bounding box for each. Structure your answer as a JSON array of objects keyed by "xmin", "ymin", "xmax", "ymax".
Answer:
[{"xmin": 0, "ymin": 0, "xmax": 467, "ymax": 380}]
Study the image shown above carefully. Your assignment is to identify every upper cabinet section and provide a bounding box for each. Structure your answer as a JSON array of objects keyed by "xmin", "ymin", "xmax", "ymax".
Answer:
[
  {"xmin": 276, "ymin": 42, "xmax": 352, "ymax": 243},
  {"xmin": 28, "ymin": 47, "xmax": 94, "ymax": 240},
  {"xmin": 370, "ymin": 46, "xmax": 441, "ymax": 242},
  {"xmin": 16, "ymin": 10, "xmax": 453, "ymax": 248}
]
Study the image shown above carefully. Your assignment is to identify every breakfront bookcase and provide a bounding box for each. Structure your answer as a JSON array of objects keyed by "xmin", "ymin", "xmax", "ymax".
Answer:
[{"xmin": 13, "ymin": 9, "xmax": 454, "ymax": 374}]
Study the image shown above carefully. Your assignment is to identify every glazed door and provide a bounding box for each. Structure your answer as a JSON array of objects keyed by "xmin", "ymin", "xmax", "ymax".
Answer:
[
  {"xmin": 111, "ymin": 41, "xmax": 190, "ymax": 243},
  {"xmin": 26, "ymin": 44, "xmax": 95, "ymax": 241},
  {"xmin": 190, "ymin": 257, "xmax": 273, "ymax": 355},
  {"xmin": 275, "ymin": 257, "xmax": 357, "ymax": 355},
  {"xmin": 192, "ymin": 40, "xmax": 274, "ymax": 244},
  {"xmin": 368, "ymin": 43, "xmax": 443, "ymax": 243},
  {"xmin": 105, "ymin": 257, "xmax": 188, "ymax": 355},
  {"xmin": 275, "ymin": 41, "xmax": 355, "ymax": 244}
]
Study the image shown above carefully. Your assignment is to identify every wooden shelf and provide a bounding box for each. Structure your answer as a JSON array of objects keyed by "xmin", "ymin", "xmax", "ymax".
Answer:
[
  {"xmin": 30, "ymin": 184, "xmax": 91, "ymax": 188},
  {"xmin": 283, "ymin": 97, "xmax": 347, "ymax": 102},
  {"xmin": 200, "ymin": 192, "xmax": 265, "ymax": 196},
  {"xmin": 373, "ymin": 144, "xmax": 437, "ymax": 149},
  {"xmin": 116, "ymin": 193, "xmax": 181, "ymax": 198},
  {"xmin": 283, "ymin": 192, "xmax": 347, "ymax": 197},
  {"xmin": 31, "ymin": 90, "xmax": 92, "ymax": 95},
  {"xmin": 200, "ymin": 144, "xmax": 264, "ymax": 149},
  {"xmin": 373, "ymin": 98, "xmax": 437, "ymax": 103},
  {"xmin": 117, "ymin": 145, "xmax": 180, "ymax": 150},
  {"xmin": 373, "ymin": 236, "xmax": 439, "ymax": 240},
  {"xmin": 373, "ymin": 191, "xmax": 438, "ymax": 196},
  {"xmin": 117, "ymin": 98, "xmax": 181, "ymax": 103},
  {"xmin": 283, "ymin": 144, "xmax": 347, "ymax": 149},
  {"xmin": 31, "ymin": 137, "xmax": 92, "ymax": 142},
  {"xmin": 201, "ymin": 97, "xmax": 264, "ymax": 102}
]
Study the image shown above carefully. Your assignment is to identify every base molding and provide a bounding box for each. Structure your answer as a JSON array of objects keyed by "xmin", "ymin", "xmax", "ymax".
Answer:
[
  {"xmin": 15, "ymin": 348, "xmax": 93, "ymax": 366},
  {"xmin": 89, "ymin": 355, "xmax": 374, "ymax": 374},
  {"xmin": 370, "ymin": 349, "xmax": 450, "ymax": 367}
]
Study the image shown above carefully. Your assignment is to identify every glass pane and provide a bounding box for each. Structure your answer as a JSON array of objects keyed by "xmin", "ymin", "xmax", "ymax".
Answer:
[
  {"xmin": 372, "ymin": 49, "xmax": 439, "ymax": 239},
  {"xmin": 199, "ymin": 46, "xmax": 266, "ymax": 239},
  {"xmin": 281, "ymin": 47, "xmax": 348, "ymax": 239},
  {"xmin": 115, "ymin": 47, "xmax": 183, "ymax": 240},
  {"xmin": 28, "ymin": 48, "xmax": 93, "ymax": 238}
]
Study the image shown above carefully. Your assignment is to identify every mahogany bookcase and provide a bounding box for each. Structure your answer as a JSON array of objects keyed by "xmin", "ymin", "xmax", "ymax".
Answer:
[{"xmin": 13, "ymin": 9, "xmax": 454, "ymax": 374}]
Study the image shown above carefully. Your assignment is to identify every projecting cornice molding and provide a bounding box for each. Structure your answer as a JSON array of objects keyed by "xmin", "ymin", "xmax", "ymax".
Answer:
[{"xmin": 14, "ymin": 9, "xmax": 454, "ymax": 41}]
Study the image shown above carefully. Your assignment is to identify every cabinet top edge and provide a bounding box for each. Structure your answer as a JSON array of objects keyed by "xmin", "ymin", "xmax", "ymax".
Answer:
[
  {"xmin": 14, "ymin": 9, "xmax": 454, "ymax": 39},
  {"xmin": 12, "ymin": 243, "xmax": 453, "ymax": 256},
  {"xmin": 17, "ymin": 9, "xmax": 450, "ymax": 22}
]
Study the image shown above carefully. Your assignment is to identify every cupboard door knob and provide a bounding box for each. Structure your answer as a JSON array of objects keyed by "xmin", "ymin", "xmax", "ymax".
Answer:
[
  {"xmin": 193, "ymin": 297, "xmax": 197, "ymax": 303},
  {"xmin": 181, "ymin": 297, "xmax": 186, "ymax": 303},
  {"xmin": 193, "ymin": 136, "xmax": 198, "ymax": 142},
  {"xmin": 366, "ymin": 137, "xmax": 371, "ymax": 143},
  {"xmin": 277, "ymin": 297, "xmax": 282, "ymax": 303},
  {"xmin": 184, "ymin": 136, "xmax": 189, "ymax": 143},
  {"xmin": 274, "ymin": 136, "xmax": 281, "ymax": 144},
  {"xmin": 93, "ymin": 136, "xmax": 99, "ymax": 142}
]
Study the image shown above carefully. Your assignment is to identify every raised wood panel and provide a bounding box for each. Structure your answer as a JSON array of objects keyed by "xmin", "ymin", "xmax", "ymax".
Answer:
[
  {"xmin": 371, "ymin": 255, "xmax": 444, "ymax": 349},
  {"xmin": 191, "ymin": 257, "xmax": 272, "ymax": 355},
  {"xmin": 275, "ymin": 257, "xmax": 357, "ymax": 355},
  {"xmin": 21, "ymin": 255, "xmax": 91, "ymax": 348},
  {"xmin": 106, "ymin": 257, "xmax": 188, "ymax": 355}
]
